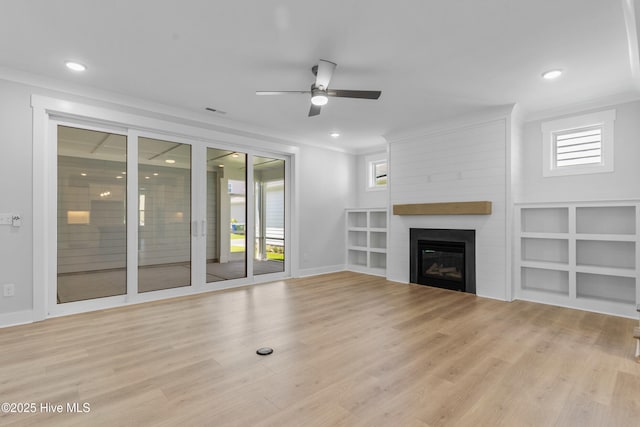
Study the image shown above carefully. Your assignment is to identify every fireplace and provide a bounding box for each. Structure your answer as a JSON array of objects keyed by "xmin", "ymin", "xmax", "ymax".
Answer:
[{"xmin": 410, "ymin": 228, "xmax": 475, "ymax": 294}]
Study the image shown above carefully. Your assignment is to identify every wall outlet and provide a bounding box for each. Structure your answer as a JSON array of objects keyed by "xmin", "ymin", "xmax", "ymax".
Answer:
[{"xmin": 3, "ymin": 283, "xmax": 15, "ymax": 297}]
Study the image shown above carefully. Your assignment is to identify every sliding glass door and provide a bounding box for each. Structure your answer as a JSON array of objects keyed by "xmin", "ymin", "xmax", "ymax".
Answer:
[
  {"xmin": 57, "ymin": 126, "xmax": 128, "ymax": 303},
  {"xmin": 253, "ymin": 156, "xmax": 285, "ymax": 275},
  {"xmin": 53, "ymin": 120, "xmax": 288, "ymax": 313},
  {"xmin": 206, "ymin": 148, "xmax": 247, "ymax": 283},
  {"xmin": 138, "ymin": 137, "xmax": 192, "ymax": 292}
]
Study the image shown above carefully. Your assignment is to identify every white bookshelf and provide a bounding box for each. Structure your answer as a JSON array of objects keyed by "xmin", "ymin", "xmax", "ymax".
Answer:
[
  {"xmin": 515, "ymin": 202, "xmax": 640, "ymax": 318},
  {"xmin": 346, "ymin": 208, "xmax": 387, "ymax": 276}
]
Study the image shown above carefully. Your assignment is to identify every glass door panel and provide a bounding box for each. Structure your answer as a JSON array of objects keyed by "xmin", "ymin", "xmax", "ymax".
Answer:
[
  {"xmin": 254, "ymin": 156, "xmax": 285, "ymax": 275},
  {"xmin": 57, "ymin": 126, "xmax": 127, "ymax": 303},
  {"xmin": 206, "ymin": 148, "xmax": 247, "ymax": 282},
  {"xmin": 138, "ymin": 137, "xmax": 191, "ymax": 292}
]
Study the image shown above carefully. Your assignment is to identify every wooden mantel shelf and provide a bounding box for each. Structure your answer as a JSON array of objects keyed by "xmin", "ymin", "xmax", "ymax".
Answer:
[{"xmin": 393, "ymin": 201, "xmax": 492, "ymax": 216}]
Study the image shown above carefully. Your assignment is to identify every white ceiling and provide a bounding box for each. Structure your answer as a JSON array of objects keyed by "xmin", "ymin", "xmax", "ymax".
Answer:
[{"xmin": 2, "ymin": 0, "xmax": 640, "ymax": 152}]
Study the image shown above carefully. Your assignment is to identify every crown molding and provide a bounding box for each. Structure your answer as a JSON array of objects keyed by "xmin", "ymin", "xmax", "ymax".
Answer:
[
  {"xmin": 622, "ymin": 0, "xmax": 640, "ymax": 90},
  {"xmin": 384, "ymin": 104, "xmax": 516, "ymax": 144},
  {"xmin": 1, "ymin": 66, "xmax": 356, "ymax": 155},
  {"xmin": 523, "ymin": 91, "xmax": 640, "ymax": 123}
]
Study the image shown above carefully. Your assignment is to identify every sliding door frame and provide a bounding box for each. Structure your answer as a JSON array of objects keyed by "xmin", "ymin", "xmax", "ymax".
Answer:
[
  {"xmin": 250, "ymin": 149, "xmax": 292, "ymax": 280},
  {"xmin": 32, "ymin": 95, "xmax": 296, "ymax": 320},
  {"xmin": 48, "ymin": 118, "xmax": 132, "ymax": 316}
]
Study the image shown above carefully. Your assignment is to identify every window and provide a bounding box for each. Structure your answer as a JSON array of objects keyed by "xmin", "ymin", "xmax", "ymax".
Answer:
[
  {"xmin": 542, "ymin": 109, "xmax": 615, "ymax": 177},
  {"xmin": 366, "ymin": 153, "xmax": 387, "ymax": 190}
]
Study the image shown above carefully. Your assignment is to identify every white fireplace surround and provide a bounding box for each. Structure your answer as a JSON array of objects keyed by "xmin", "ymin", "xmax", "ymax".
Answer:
[{"xmin": 386, "ymin": 115, "xmax": 513, "ymax": 301}]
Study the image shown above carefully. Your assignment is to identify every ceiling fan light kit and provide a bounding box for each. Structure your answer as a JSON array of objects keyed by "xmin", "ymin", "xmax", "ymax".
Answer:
[
  {"xmin": 310, "ymin": 87, "xmax": 329, "ymax": 106},
  {"xmin": 257, "ymin": 59, "xmax": 382, "ymax": 116}
]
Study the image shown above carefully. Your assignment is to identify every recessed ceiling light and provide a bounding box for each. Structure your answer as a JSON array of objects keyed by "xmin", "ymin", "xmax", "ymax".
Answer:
[
  {"xmin": 330, "ymin": 132, "xmax": 340, "ymax": 138},
  {"xmin": 165, "ymin": 159, "xmax": 176, "ymax": 164},
  {"xmin": 145, "ymin": 176, "xmax": 150, "ymax": 180},
  {"xmin": 218, "ymin": 164, "xmax": 224, "ymax": 168},
  {"xmin": 80, "ymin": 172, "xmax": 87, "ymax": 176},
  {"xmin": 65, "ymin": 61, "xmax": 87, "ymax": 72},
  {"xmin": 542, "ymin": 69, "xmax": 563, "ymax": 80},
  {"xmin": 232, "ymin": 153, "xmax": 239, "ymax": 158},
  {"xmin": 153, "ymin": 173, "xmax": 159, "ymax": 176},
  {"xmin": 116, "ymin": 175, "xmax": 123, "ymax": 179}
]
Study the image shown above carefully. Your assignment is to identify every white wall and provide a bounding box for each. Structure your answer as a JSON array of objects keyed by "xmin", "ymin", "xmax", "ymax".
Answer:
[
  {"xmin": 0, "ymin": 79, "xmax": 33, "ymax": 321},
  {"xmin": 296, "ymin": 146, "xmax": 356, "ymax": 275},
  {"xmin": 0, "ymin": 76, "xmax": 356, "ymax": 324},
  {"xmin": 513, "ymin": 100, "xmax": 640, "ymax": 317},
  {"xmin": 517, "ymin": 100, "xmax": 640, "ymax": 202},
  {"xmin": 355, "ymin": 150, "xmax": 388, "ymax": 209},
  {"xmin": 386, "ymin": 118, "xmax": 510, "ymax": 300}
]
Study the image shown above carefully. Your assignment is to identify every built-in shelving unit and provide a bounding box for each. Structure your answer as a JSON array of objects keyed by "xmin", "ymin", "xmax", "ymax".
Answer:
[
  {"xmin": 346, "ymin": 208, "xmax": 387, "ymax": 276},
  {"xmin": 515, "ymin": 202, "xmax": 640, "ymax": 318}
]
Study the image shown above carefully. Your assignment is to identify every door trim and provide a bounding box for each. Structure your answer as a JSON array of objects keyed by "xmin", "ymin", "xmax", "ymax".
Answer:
[{"xmin": 32, "ymin": 95, "xmax": 295, "ymax": 320}]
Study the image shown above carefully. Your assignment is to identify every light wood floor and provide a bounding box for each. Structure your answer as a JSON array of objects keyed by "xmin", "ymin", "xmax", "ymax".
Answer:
[{"xmin": 1, "ymin": 272, "xmax": 639, "ymax": 426}]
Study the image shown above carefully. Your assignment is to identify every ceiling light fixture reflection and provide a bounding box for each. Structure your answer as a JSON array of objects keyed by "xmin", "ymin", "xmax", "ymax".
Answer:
[
  {"xmin": 116, "ymin": 176, "xmax": 123, "ymax": 179},
  {"xmin": 165, "ymin": 159, "xmax": 176, "ymax": 164},
  {"xmin": 145, "ymin": 176, "xmax": 150, "ymax": 179},
  {"xmin": 218, "ymin": 164, "xmax": 224, "ymax": 168},
  {"xmin": 153, "ymin": 173, "xmax": 159, "ymax": 176},
  {"xmin": 542, "ymin": 69, "xmax": 563, "ymax": 80},
  {"xmin": 330, "ymin": 132, "xmax": 340, "ymax": 138},
  {"xmin": 65, "ymin": 61, "xmax": 87, "ymax": 72},
  {"xmin": 232, "ymin": 153, "xmax": 239, "ymax": 158},
  {"xmin": 80, "ymin": 172, "xmax": 87, "ymax": 176}
]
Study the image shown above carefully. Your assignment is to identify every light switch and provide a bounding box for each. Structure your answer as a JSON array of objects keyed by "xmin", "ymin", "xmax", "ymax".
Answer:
[{"xmin": 11, "ymin": 215, "xmax": 22, "ymax": 227}]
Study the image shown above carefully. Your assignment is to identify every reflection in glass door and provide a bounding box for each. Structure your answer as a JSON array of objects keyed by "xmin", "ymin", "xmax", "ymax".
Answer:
[
  {"xmin": 57, "ymin": 126, "xmax": 127, "ymax": 303},
  {"xmin": 206, "ymin": 148, "xmax": 247, "ymax": 282},
  {"xmin": 55, "ymin": 122, "xmax": 288, "ymax": 313},
  {"xmin": 138, "ymin": 137, "xmax": 192, "ymax": 292},
  {"xmin": 254, "ymin": 156, "xmax": 285, "ymax": 275}
]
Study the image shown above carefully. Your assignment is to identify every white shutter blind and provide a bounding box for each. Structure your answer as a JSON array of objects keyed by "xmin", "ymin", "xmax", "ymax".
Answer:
[{"xmin": 554, "ymin": 126, "xmax": 602, "ymax": 167}]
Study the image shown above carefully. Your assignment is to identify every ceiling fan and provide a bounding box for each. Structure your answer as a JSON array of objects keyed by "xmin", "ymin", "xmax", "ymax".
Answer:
[{"xmin": 256, "ymin": 59, "xmax": 382, "ymax": 117}]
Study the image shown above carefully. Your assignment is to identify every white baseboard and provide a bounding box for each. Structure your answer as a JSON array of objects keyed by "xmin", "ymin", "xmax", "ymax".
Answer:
[
  {"xmin": 295, "ymin": 264, "xmax": 346, "ymax": 278},
  {"xmin": 0, "ymin": 310, "xmax": 34, "ymax": 328}
]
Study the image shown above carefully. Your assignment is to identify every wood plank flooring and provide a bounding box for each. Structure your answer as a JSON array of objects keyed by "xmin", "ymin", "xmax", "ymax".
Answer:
[{"xmin": 1, "ymin": 272, "xmax": 639, "ymax": 426}]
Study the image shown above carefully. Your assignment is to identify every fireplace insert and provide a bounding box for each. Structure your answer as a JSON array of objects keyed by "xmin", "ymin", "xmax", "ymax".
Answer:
[
  {"xmin": 418, "ymin": 240, "xmax": 465, "ymax": 291},
  {"xmin": 410, "ymin": 228, "xmax": 475, "ymax": 294}
]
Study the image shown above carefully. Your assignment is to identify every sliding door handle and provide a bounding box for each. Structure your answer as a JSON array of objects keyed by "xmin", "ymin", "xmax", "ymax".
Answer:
[
  {"xmin": 192, "ymin": 220, "xmax": 198, "ymax": 237},
  {"xmin": 201, "ymin": 220, "xmax": 206, "ymax": 237}
]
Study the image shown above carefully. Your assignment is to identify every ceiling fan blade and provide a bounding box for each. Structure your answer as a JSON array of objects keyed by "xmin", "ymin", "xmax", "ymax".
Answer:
[
  {"xmin": 315, "ymin": 59, "xmax": 337, "ymax": 89},
  {"xmin": 308, "ymin": 104, "xmax": 321, "ymax": 117},
  {"xmin": 256, "ymin": 91, "xmax": 310, "ymax": 95},
  {"xmin": 327, "ymin": 89, "xmax": 381, "ymax": 99}
]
